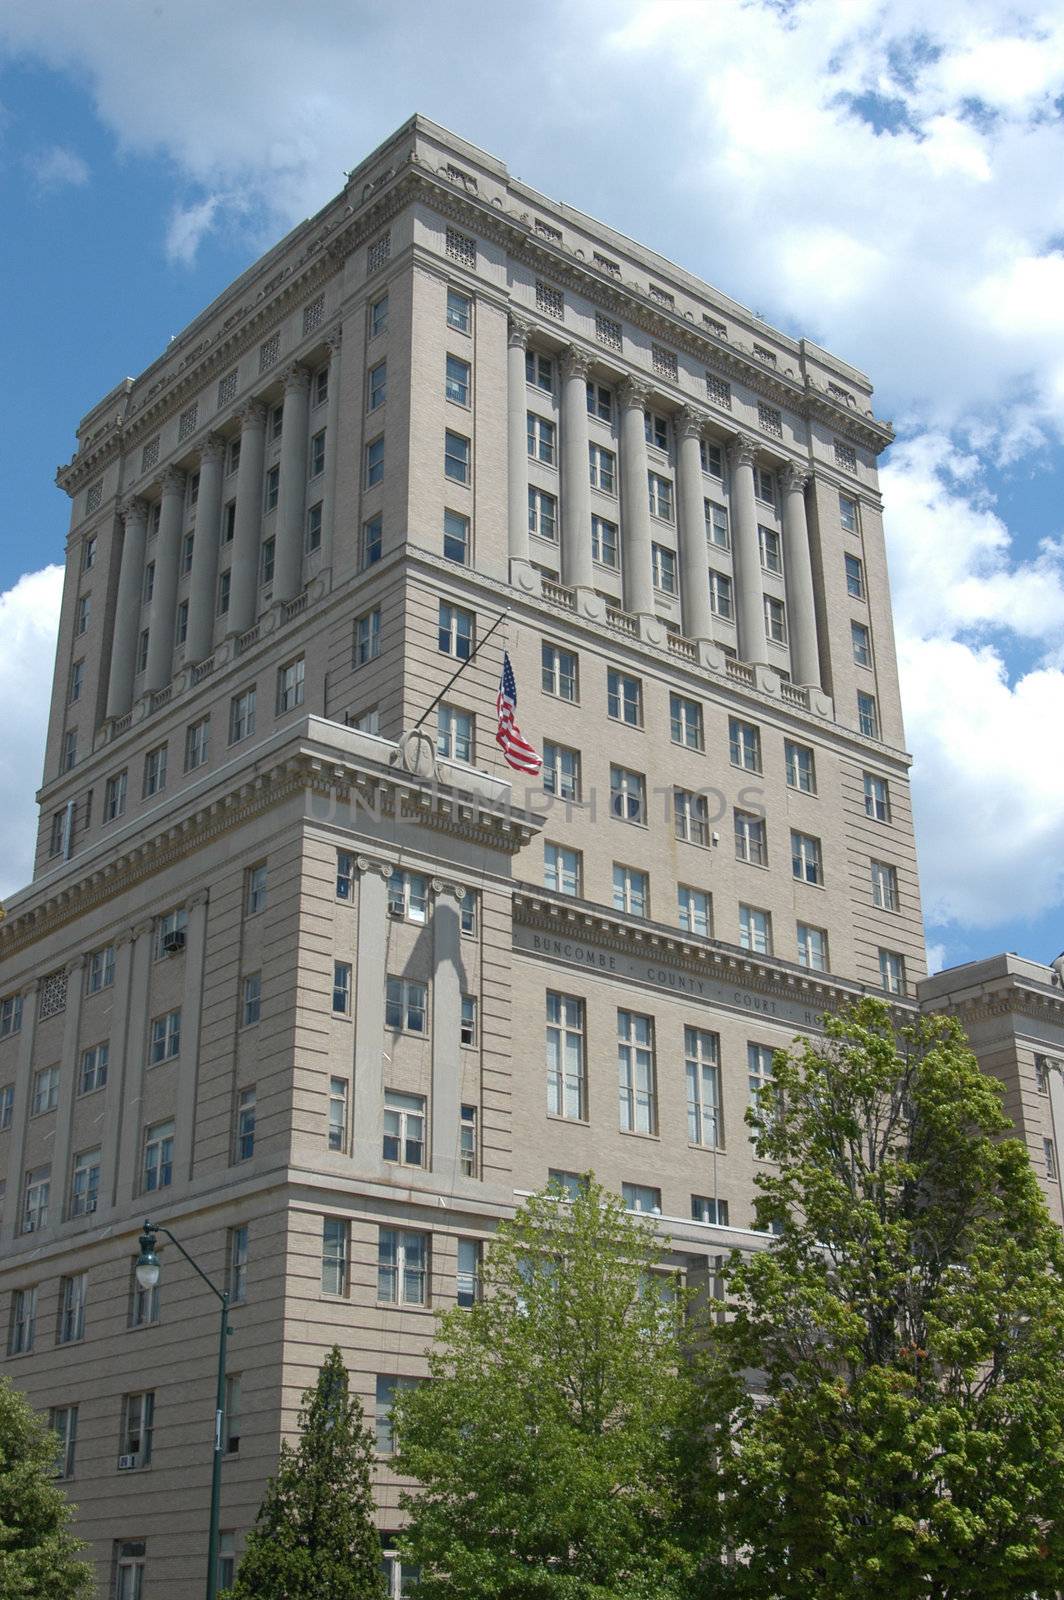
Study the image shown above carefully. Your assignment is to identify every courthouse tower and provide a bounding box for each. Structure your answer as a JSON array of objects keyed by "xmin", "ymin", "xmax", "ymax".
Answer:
[{"xmin": 0, "ymin": 117, "xmax": 929, "ymax": 1595}]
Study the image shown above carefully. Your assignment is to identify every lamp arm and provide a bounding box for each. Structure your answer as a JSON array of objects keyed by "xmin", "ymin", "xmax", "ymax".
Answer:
[{"xmin": 144, "ymin": 1221, "xmax": 227, "ymax": 1307}]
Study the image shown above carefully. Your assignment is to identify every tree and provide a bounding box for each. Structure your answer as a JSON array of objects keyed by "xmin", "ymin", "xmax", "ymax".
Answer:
[
  {"xmin": 225, "ymin": 1345, "xmax": 387, "ymax": 1600},
  {"xmin": 394, "ymin": 1176, "xmax": 728, "ymax": 1599},
  {"xmin": 0, "ymin": 1376, "xmax": 93, "ymax": 1597},
  {"xmin": 711, "ymin": 998, "xmax": 1064, "ymax": 1600}
]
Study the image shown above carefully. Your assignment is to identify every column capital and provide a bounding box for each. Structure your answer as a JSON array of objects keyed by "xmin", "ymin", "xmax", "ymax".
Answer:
[
  {"xmin": 200, "ymin": 433, "xmax": 226, "ymax": 466},
  {"xmin": 133, "ymin": 918, "xmax": 155, "ymax": 941},
  {"xmin": 355, "ymin": 854, "xmax": 394, "ymax": 881},
  {"xmin": 678, "ymin": 405, "xmax": 709, "ymax": 440},
  {"xmin": 283, "ymin": 362, "xmax": 311, "ymax": 396},
  {"xmin": 160, "ymin": 465, "xmax": 187, "ymax": 496},
  {"xmin": 326, "ymin": 322, "xmax": 343, "ymax": 354},
  {"xmin": 781, "ymin": 461, "xmax": 810, "ymax": 494},
  {"xmin": 727, "ymin": 432, "xmax": 758, "ymax": 470},
  {"xmin": 561, "ymin": 344, "xmax": 592, "ymax": 381},
  {"xmin": 508, "ymin": 315, "xmax": 532, "ymax": 350},
  {"xmin": 116, "ymin": 928, "xmax": 135, "ymax": 950},
  {"xmin": 618, "ymin": 375, "xmax": 651, "ymax": 412},
  {"xmin": 431, "ymin": 879, "xmax": 467, "ymax": 902},
  {"xmin": 120, "ymin": 495, "xmax": 150, "ymax": 525},
  {"xmin": 187, "ymin": 889, "xmax": 209, "ymax": 911},
  {"xmin": 238, "ymin": 400, "xmax": 268, "ymax": 432}
]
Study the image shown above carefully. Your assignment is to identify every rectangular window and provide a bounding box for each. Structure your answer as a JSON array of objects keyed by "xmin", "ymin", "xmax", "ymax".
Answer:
[
  {"xmin": 75, "ymin": 593, "xmax": 90, "ymax": 635},
  {"xmin": 546, "ymin": 992, "xmax": 585, "ymax": 1120},
  {"xmin": 148, "ymin": 1010, "xmax": 181, "ymax": 1064},
  {"xmin": 223, "ymin": 1373, "xmax": 241, "ymax": 1454},
  {"xmin": 1046, "ymin": 1139, "xmax": 1058, "ymax": 1181},
  {"xmin": 443, "ymin": 509, "xmax": 470, "ymax": 564},
  {"xmin": 652, "ymin": 542, "xmax": 677, "ymax": 593},
  {"xmin": 58, "ymin": 1271, "xmax": 88, "ymax": 1341},
  {"xmin": 122, "ymin": 1391, "xmax": 155, "ymax": 1467},
  {"xmin": 242, "ymin": 972, "xmax": 261, "ymax": 1027},
  {"xmin": 864, "ymin": 772, "xmax": 891, "ymax": 821},
  {"xmin": 375, "ymin": 1374, "xmax": 420, "ymax": 1455},
  {"xmin": 595, "ymin": 311, "xmax": 623, "ymax": 349},
  {"xmin": 549, "ymin": 1169, "xmax": 588, "ymax": 1200},
  {"xmin": 32, "ymin": 1065, "xmax": 60, "ymax": 1115},
  {"xmin": 371, "ymin": 293, "xmax": 389, "ymax": 336},
  {"xmin": 525, "ymin": 350, "xmax": 554, "ymax": 391},
  {"xmin": 445, "ymin": 354, "xmax": 471, "ymax": 406},
  {"xmin": 607, "ymin": 669, "xmax": 642, "ymax": 725},
  {"xmin": 217, "ymin": 570, "xmax": 231, "ymax": 616},
  {"xmin": 69, "ymin": 1150, "xmax": 101, "ymax": 1218},
  {"xmin": 446, "ymin": 287, "xmax": 471, "ymax": 333},
  {"xmin": 333, "ymin": 961, "xmax": 352, "ymax": 1015},
  {"xmin": 755, "ymin": 467, "xmax": 775, "ymax": 506},
  {"xmin": 387, "ymin": 869, "xmax": 428, "ymax": 924},
  {"xmin": 692, "ymin": 1195, "xmax": 729, "ymax": 1225},
  {"xmin": 336, "ymin": 851, "xmax": 355, "ymax": 900},
  {"xmin": 143, "ymin": 1121, "xmax": 174, "ymax": 1192},
  {"xmin": 845, "ymin": 553, "xmax": 864, "ymax": 598},
  {"xmin": 610, "ymin": 765, "xmax": 646, "ymax": 824},
  {"xmin": 142, "ymin": 743, "xmax": 168, "ymax": 797},
  {"xmin": 154, "ymin": 907, "xmax": 187, "ymax": 959},
  {"xmin": 276, "ymin": 657, "xmax": 305, "ymax": 715},
  {"xmin": 645, "ymin": 411, "xmax": 669, "ymax": 451},
  {"xmin": 588, "ymin": 443, "xmax": 616, "ymax": 492},
  {"xmin": 227, "ymin": 1225, "xmax": 248, "ymax": 1304},
  {"xmin": 791, "ymin": 831, "xmax": 823, "ymax": 885},
  {"xmin": 675, "ymin": 788, "xmax": 710, "ymax": 846},
  {"xmin": 835, "ymin": 439, "xmax": 858, "ymax": 472},
  {"xmin": 686, "ymin": 1027, "xmax": 721, "ymax": 1146},
  {"xmin": 83, "ymin": 534, "xmax": 97, "ymax": 570},
  {"xmin": 321, "ymin": 1217, "xmax": 349, "ymax": 1295},
  {"xmin": 709, "ymin": 569, "xmax": 733, "ymax": 619},
  {"xmin": 114, "ymin": 1540, "xmax": 146, "ymax": 1598},
  {"xmin": 1035, "ymin": 1055, "xmax": 1053, "ymax": 1095},
  {"xmin": 541, "ymin": 643, "xmax": 578, "ymax": 701},
  {"xmin": 51, "ymin": 1405, "xmax": 78, "ymax": 1479},
  {"xmin": 143, "ymin": 563, "xmax": 155, "ymax": 605},
  {"xmin": 702, "ymin": 437, "xmax": 726, "ymax": 474},
  {"xmin": 226, "ymin": 437, "xmax": 241, "ymax": 475},
  {"xmin": 586, "ymin": 381, "xmax": 613, "ymax": 421},
  {"xmin": 669, "ymin": 693, "xmax": 703, "ymax": 749},
  {"xmin": 858, "ymin": 691, "xmax": 879, "ymax": 739},
  {"xmin": 328, "ymin": 1076, "xmax": 348, "ymax": 1152},
  {"xmin": 444, "ymin": 430, "xmax": 470, "ymax": 483},
  {"xmin": 1, "ymin": 994, "xmax": 24, "ymax": 1039},
  {"xmin": 459, "ymin": 1102, "xmax": 477, "ymax": 1172},
  {"xmin": 748, "ymin": 1043, "xmax": 774, "ymax": 1116},
  {"xmin": 528, "ymin": 486, "xmax": 557, "ymax": 540},
  {"xmin": 764, "ymin": 595, "xmax": 787, "ymax": 644},
  {"xmin": 544, "ymin": 842, "xmax": 582, "ymax": 896},
  {"xmin": 527, "ymin": 412, "xmax": 556, "ymax": 465},
  {"xmin": 104, "ymin": 770, "xmax": 128, "ymax": 823},
  {"xmin": 378, "ymin": 1227, "xmax": 428, "ymax": 1306},
  {"xmin": 62, "ymin": 728, "xmax": 77, "ymax": 773},
  {"xmin": 784, "ymin": 740, "xmax": 816, "ymax": 793},
  {"xmin": 879, "ymin": 949, "xmax": 906, "ymax": 995},
  {"xmin": 613, "ymin": 863, "xmax": 649, "ymax": 917},
  {"xmin": 758, "ymin": 525, "xmax": 782, "ymax": 573},
  {"xmin": 185, "ymin": 716, "xmax": 210, "ymax": 771},
  {"xmin": 306, "ymin": 502, "xmax": 323, "ymax": 553},
  {"xmin": 618, "ymin": 1009, "xmax": 656, "ymax": 1134},
  {"xmin": 461, "ymin": 893, "xmax": 478, "ymax": 938},
  {"xmin": 735, "ymin": 810, "xmax": 767, "ymax": 866},
  {"xmin": 622, "ymin": 1182, "xmax": 661, "ymax": 1214},
  {"xmin": 436, "ymin": 704, "xmax": 473, "ymax": 762},
  {"xmin": 0, "ymin": 1083, "xmax": 14, "ymax": 1129},
  {"xmin": 457, "ymin": 1237, "xmax": 481, "ymax": 1306},
  {"xmin": 181, "ymin": 532, "xmax": 195, "ymax": 574},
  {"xmin": 852, "ymin": 620, "xmax": 872, "ymax": 667},
  {"xmin": 797, "ymin": 923, "xmax": 828, "ymax": 971},
  {"xmin": 542, "ymin": 741, "xmax": 580, "ymax": 801},
  {"xmin": 739, "ymin": 905, "xmax": 772, "ymax": 955},
  {"xmin": 354, "ymin": 607, "xmax": 381, "ymax": 665},
  {"xmin": 178, "ymin": 602, "xmax": 192, "ymax": 645},
  {"xmin": 264, "ymin": 463, "xmax": 280, "ymax": 513},
  {"xmin": 368, "ymin": 362, "xmax": 387, "ymax": 411},
  {"xmin": 839, "ymin": 493, "xmax": 859, "ymax": 533},
  {"xmin": 86, "ymin": 945, "xmax": 116, "ymax": 994},
  {"xmin": 130, "ymin": 1256, "xmax": 160, "ymax": 1328},
  {"xmin": 678, "ymin": 885, "xmax": 711, "ymax": 937},
  {"xmin": 229, "ymin": 687, "xmax": 256, "ymax": 745},
  {"xmin": 385, "ymin": 980, "xmax": 428, "ymax": 1035},
  {"xmin": 648, "ymin": 473, "xmax": 673, "ymax": 520},
  {"xmin": 366, "ymin": 436, "xmax": 385, "ymax": 486},
  {"xmin": 314, "ymin": 365, "xmax": 328, "ymax": 406},
  {"xmin": 9, "ymin": 1286, "xmax": 37, "ymax": 1354},
  {"xmin": 758, "ymin": 400, "xmax": 782, "ymax": 436},
  {"xmin": 871, "ymin": 860, "xmax": 899, "ymax": 911},
  {"xmin": 260, "ymin": 538, "xmax": 275, "ymax": 585},
  {"xmin": 729, "ymin": 717, "xmax": 762, "ymax": 772},
  {"xmin": 23, "ymin": 1167, "xmax": 50, "ymax": 1233},
  {"xmin": 705, "ymin": 500, "xmax": 729, "ymax": 549},
  {"xmin": 590, "ymin": 514, "xmax": 618, "ymax": 567}
]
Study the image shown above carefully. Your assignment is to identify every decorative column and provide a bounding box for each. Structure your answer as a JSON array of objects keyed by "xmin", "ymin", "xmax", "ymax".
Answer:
[
  {"xmin": 143, "ymin": 468, "xmax": 186, "ymax": 693},
  {"xmin": 274, "ymin": 364, "xmax": 311, "ymax": 604},
  {"xmin": 115, "ymin": 920, "xmax": 155, "ymax": 1202},
  {"xmin": 506, "ymin": 316, "xmax": 534, "ymax": 583},
  {"xmin": 350, "ymin": 858, "xmax": 392, "ymax": 1173},
  {"xmin": 560, "ymin": 346, "xmax": 595, "ymax": 592},
  {"xmin": 174, "ymin": 891, "xmax": 208, "ymax": 1184},
  {"xmin": 727, "ymin": 434, "xmax": 769, "ymax": 666},
  {"xmin": 319, "ymin": 325, "xmax": 342, "ymax": 575},
  {"xmin": 781, "ymin": 464, "xmax": 822, "ymax": 689},
  {"xmin": 185, "ymin": 435, "xmax": 225, "ymax": 663},
  {"xmin": 228, "ymin": 402, "xmax": 267, "ymax": 637},
  {"xmin": 0, "ymin": 981, "xmax": 37, "ymax": 1239},
  {"xmin": 51, "ymin": 957, "xmax": 85, "ymax": 1223},
  {"xmin": 430, "ymin": 881, "xmax": 465, "ymax": 1186},
  {"xmin": 618, "ymin": 378, "xmax": 656, "ymax": 622},
  {"xmin": 676, "ymin": 407, "xmax": 715, "ymax": 643},
  {"xmin": 106, "ymin": 497, "xmax": 149, "ymax": 719},
  {"xmin": 99, "ymin": 931, "xmax": 134, "ymax": 1209}
]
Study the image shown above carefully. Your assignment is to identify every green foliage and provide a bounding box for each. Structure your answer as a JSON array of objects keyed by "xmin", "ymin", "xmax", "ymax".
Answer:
[
  {"xmin": 394, "ymin": 1177, "xmax": 729, "ymax": 1598},
  {"xmin": 712, "ymin": 998, "xmax": 1064, "ymax": 1600},
  {"xmin": 0, "ymin": 1376, "xmax": 93, "ymax": 1597},
  {"xmin": 224, "ymin": 1346, "xmax": 387, "ymax": 1600}
]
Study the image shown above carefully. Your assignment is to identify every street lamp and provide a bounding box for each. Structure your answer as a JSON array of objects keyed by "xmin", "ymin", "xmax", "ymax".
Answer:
[{"xmin": 136, "ymin": 1221, "xmax": 231, "ymax": 1600}]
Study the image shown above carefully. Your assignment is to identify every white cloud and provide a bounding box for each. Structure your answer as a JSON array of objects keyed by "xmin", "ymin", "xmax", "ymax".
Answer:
[
  {"xmin": 0, "ymin": 566, "xmax": 63, "ymax": 901},
  {"xmin": 25, "ymin": 143, "xmax": 88, "ymax": 190}
]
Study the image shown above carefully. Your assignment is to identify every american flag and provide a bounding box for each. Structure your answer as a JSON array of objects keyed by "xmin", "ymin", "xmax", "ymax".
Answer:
[{"xmin": 495, "ymin": 652, "xmax": 542, "ymax": 774}]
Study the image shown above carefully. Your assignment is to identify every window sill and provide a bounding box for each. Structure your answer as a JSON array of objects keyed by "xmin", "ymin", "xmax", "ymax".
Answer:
[
  {"xmin": 545, "ymin": 1113, "xmax": 590, "ymax": 1128},
  {"xmin": 619, "ymin": 1127, "xmax": 660, "ymax": 1142}
]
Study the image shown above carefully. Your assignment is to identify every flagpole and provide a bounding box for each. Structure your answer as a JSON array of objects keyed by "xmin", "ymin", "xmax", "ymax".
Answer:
[{"xmin": 410, "ymin": 609, "xmax": 510, "ymax": 735}]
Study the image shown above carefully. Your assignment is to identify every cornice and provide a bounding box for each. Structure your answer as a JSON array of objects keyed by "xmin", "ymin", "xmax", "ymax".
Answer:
[{"xmin": 921, "ymin": 981, "xmax": 1064, "ymax": 1030}]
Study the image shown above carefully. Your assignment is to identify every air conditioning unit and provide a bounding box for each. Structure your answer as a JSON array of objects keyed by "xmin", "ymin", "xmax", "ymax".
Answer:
[
  {"xmin": 117, "ymin": 1454, "xmax": 137, "ymax": 1471},
  {"xmin": 161, "ymin": 930, "xmax": 186, "ymax": 954}
]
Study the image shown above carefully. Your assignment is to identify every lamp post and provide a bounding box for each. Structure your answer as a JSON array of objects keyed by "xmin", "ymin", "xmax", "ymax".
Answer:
[{"xmin": 136, "ymin": 1220, "xmax": 230, "ymax": 1600}]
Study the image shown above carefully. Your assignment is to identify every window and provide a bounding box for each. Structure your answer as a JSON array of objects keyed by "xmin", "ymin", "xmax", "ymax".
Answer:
[
  {"xmin": 644, "ymin": 412, "xmax": 669, "ymax": 452},
  {"xmin": 185, "ymin": 716, "xmax": 210, "ymax": 771},
  {"xmin": 544, "ymin": 842, "xmax": 582, "ymax": 896},
  {"xmin": 591, "ymin": 514, "xmax": 618, "ymax": 567},
  {"xmin": 527, "ymin": 412, "xmax": 556, "ymax": 465},
  {"xmin": 86, "ymin": 945, "xmax": 116, "ymax": 995},
  {"xmin": 104, "ymin": 770, "xmax": 128, "ymax": 823},
  {"xmin": 51, "ymin": 1405, "xmax": 78, "ymax": 1479},
  {"xmin": 839, "ymin": 492, "xmax": 859, "ymax": 533},
  {"xmin": 791, "ymin": 831, "xmax": 823, "ymax": 885},
  {"xmin": 784, "ymin": 740, "xmax": 816, "ymax": 794},
  {"xmin": 675, "ymin": 788, "xmax": 710, "ymax": 846},
  {"xmin": 735, "ymin": 810, "xmax": 767, "ymax": 866},
  {"xmin": 607, "ymin": 669, "xmax": 642, "ymax": 725},
  {"xmin": 436, "ymin": 704, "xmax": 473, "ymax": 762},
  {"xmin": 155, "ymin": 907, "xmax": 187, "ymax": 958},
  {"xmin": 148, "ymin": 1010, "xmax": 181, "ymax": 1064},
  {"xmin": 365, "ymin": 436, "xmax": 385, "ymax": 487},
  {"xmin": 378, "ymin": 1227, "xmax": 428, "ymax": 1306},
  {"xmin": 69, "ymin": 660, "xmax": 83, "ymax": 703},
  {"xmin": 852, "ymin": 620, "xmax": 872, "ymax": 667},
  {"xmin": 1, "ymin": 994, "xmax": 23, "ymax": 1039},
  {"xmin": 445, "ymin": 354, "xmax": 471, "ymax": 406},
  {"xmin": 845, "ymin": 553, "xmax": 864, "ymax": 599},
  {"xmin": 546, "ymin": 992, "xmax": 586, "ymax": 1120},
  {"xmin": 528, "ymin": 486, "xmax": 557, "ymax": 540},
  {"xmin": 23, "ymin": 1166, "xmax": 50, "ymax": 1233},
  {"xmin": 388, "ymin": 870, "xmax": 428, "ymax": 925},
  {"xmin": 797, "ymin": 923, "xmax": 828, "ymax": 972},
  {"xmin": 375, "ymin": 1374, "xmax": 420, "ymax": 1455},
  {"xmin": 443, "ymin": 509, "xmax": 470, "ymax": 564},
  {"xmin": 595, "ymin": 311, "xmax": 623, "ymax": 350},
  {"xmin": 611, "ymin": 765, "xmax": 646, "ymax": 823},
  {"xmin": 835, "ymin": 439, "xmax": 858, "ymax": 472},
  {"xmin": 864, "ymin": 772, "xmax": 891, "ymax": 821},
  {"xmin": 306, "ymin": 502, "xmax": 323, "ymax": 553},
  {"xmin": 748, "ymin": 1043, "xmax": 774, "ymax": 1118},
  {"xmin": 702, "ymin": 437, "xmax": 726, "ymax": 477},
  {"xmin": 586, "ymin": 381, "xmax": 612, "ymax": 421},
  {"xmin": 457, "ymin": 1237, "xmax": 481, "ymax": 1305},
  {"xmin": 444, "ymin": 430, "xmax": 470, "ymax": 483},
  {"xmin": 709, "ymin": 569, "xmax": 733, "ymax": 619},
  {"xmin": 613, "ymin": 863, "xmax": 649, "ymax": 917},
  {"xmin": 229, "ymin": 687, "xmax": 256, "ymax": 744},
  {"xmin": 622, "ymin": 1182, "xmax": 661, "ymax": 1214},
  {"xmin": 729, "ymin": 717, "xmax": 762, "ymax": 772},
  {"xmin": 858, "ymin": 691, "xmax": 879, "ymax": 739},
  {"xmin": 275, "ymin": 657, "xmax": 305, "ymax": 716},
  {"xmin": 355, "ymin": 607, "xmax": 381, "ymax": 665},
  {"xmin": 329, "ymin": 1076, "xmax": 349, "ymax": 1152},
  {"xmin": 58, "ymin": 1272, "xmax": 88, "ymax": 1342},
  {"xmin": 222, "ymin": 1373, "xmax": 241, "ymax": 1453},
  {"xmin": 181, "ymin": 531, "xmax": 195, "ymax": 574},
  {"xmin": 32, "ymin": 1066, "xmax": 60, "ymax": 1115},
  {"xmin": 739, "ymin": 905, "xmax": 772, "ymax": 955},
  {"xmin": 371, "ymin": 293, "xmax": 389, "ymax": 336},
  {"xmin": 335, "ymin": 852, "xmax": 356, "ymax": 901},
  {"xmin": 705, "ymin": 500, "xmax": 729, "ymax": 549},
  {"xmin": 385, "ymin": 980, "xmax": 428, "ymax": 1034},
  {"xmin": 652, "ymin": 543, "xmax": 677, "ymax": 594},
  {"xmin": 0, "ymin": 1083, "xmax": 13, "ymax": 1129},
  {"xmin": 9, "ymin": 1287, "xmax": 36, "ymax": 1355},
  {"xmin": 542, "ymin": 741, "xmax": 580, "ymax": 801},
  {"xmin": 143, "ymin": 1121, "xmax": 174, "ymax": 1191},
  {"xmin": 264, "ymin": 463, "xmax": 280, "ymax": 512},
  {"xmin": 446, "ymin": 287, "xmax": 471, "ymax": 333},
  {"xmin": 143, "ymin": 743, "xmax": 167, "ymax": 796},
  {"xmin": 226, "ymin": 438, "xmax": 241, "ymax": 475},
  {"xmin": 217, "ymin": 570, "xmax": 233, "ymax": 617},
  {"xmin": 314, "ymin": 364, "xmax": 328, "ymax": 406},
  {"xmin": 62, "ymin": 729, "xmax": 77, "ymax": 772},
  {"xmin": 692, "ymin": 1195, "xmax": 729, "ymax": 1225},
  {"xmin": 459, "ymin": 1101, "xmax": 478, "ymax": 1170},
  {"xmin": 879, "ymin": 949, "xmax": 906, "ymax": 995},
  {"xmin": 755, "ymin": 467, "xmax": 775, "ymax": 506},
  {"xmin": 618, "ymin": 1010, "xmax": 656, "ymax": 1135},
  {"xmin": 536, "ymin": 275, "xmax": 565, "ymax": 315},
  {"xmin": 588, "ymin": 443, "xmax": 616, "ymax": 492},
  {"xmin": 70, "ymin": 1150, "xmax": 101, "ymax": 1218},
  {"xmin": 871, "ymin": 860, "xmax": 899, "ymax": 911},
  {"xmin": 333, "ymin": 961, "xmax": 352, "ymax": 1015},
  {"xmin": 142, "ymin": 562, "xmax": 155, "ymax": 605},
  {"xmin": 322, "ymin": 1217, "xmax": 349, "ymax": 1294},
  {"xmin": 759, "ymin": 525, "xmax": 782, "ymax": 573},
  {"xmin": 368, "ymin": 361, "xmax": 387, "ymax": 410},
  {"xmin": 130, "ymin": 1256, "xmax": 160, "ymax": 1328},
  {"xmin": 542, "ymin": 643, "xmax": 578, "ymax": 701},
  {"xmin": 75, "ymin": 593, "xmax": 90, "ymax": 635},
  {"xmin": 764, "ymin": 595, "xmax": 787, "ymax": 644},
  {"xmin": 242, "ymin": 973, "xmax": 261, "ymax": 1027},
  {"xmin": 83, "ymin": 534, "xmax": 97, "ymax": 571},
  {"xmin": 114, "ymin": 1541, "xmax": 146, "ymax": 1599},
  {"xmin": 549, "ymin": 1170, "xmax": 588, "ymax": 1200},
  {"xmin": 648, "ymin": 473, "xmax": 673, "ymax": 520},
  {"xmin": 669, "ymin": 693, "xmax": 703, "ymax": 750},
  {"xmin": 122, "ymin": 1391, "xmax": 155, "ymax": 1467},
  {"xmin": 461, "ymin": 894, "xmax": 478, "ymax": 938},
  {"xmin": 1046, "ymin": 1139, "xmax": 1058, "ymax": 1181},
  {"xmin": 758, "ymin": 401, "xmax": 783, "ymax": 437},
  {"xmin": 260, "ymin": 538, "xmax": 275, "ymax": 585},
  {"xmin": 227, "ymin": 1225, "xmax": 248, "ymax": 1304},
  {"xmin": 686, "ymin": 1027, "xmax": 721, "ymax": 1146},
  {"xmin": 216, "ymin": 1534, "xmax": 236, "ymax": 1596},
  {"xmin": 678, "ymin": 885, "xmax": 711, "ymax": 936}
]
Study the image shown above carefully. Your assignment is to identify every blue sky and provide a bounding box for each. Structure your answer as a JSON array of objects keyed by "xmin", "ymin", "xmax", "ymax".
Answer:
[{"xmin": 1, "ymin": 0, "xmax": 1063, "ymax": 975}]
